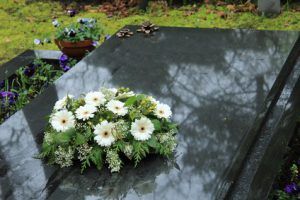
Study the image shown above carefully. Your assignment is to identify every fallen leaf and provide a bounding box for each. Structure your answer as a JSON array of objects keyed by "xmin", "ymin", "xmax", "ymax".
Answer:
[
  {"xmin": 227, "ymin": 4, "xmax": 236, "ymax": 12},
  {"xmin": 217, "ymin": 11, "xmax": 227, "ymax": 18}
]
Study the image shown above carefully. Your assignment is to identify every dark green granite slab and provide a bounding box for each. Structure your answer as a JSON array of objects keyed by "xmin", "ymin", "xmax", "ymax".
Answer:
[{"xmin": 0, "ymin": 27, "xmax": 299, "ymax": 200}]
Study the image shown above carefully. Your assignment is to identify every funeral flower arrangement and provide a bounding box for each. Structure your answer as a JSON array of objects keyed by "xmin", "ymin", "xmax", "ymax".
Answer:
[{"xmin": 39, "ymin": 88, "xmax": 178, "ymax": 173}]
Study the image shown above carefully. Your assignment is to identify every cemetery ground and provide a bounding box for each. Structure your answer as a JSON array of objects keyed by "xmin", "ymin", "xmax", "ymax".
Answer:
[{"xmin": 1, "ymin": 0, "xmax": 300, "ymax": 65}]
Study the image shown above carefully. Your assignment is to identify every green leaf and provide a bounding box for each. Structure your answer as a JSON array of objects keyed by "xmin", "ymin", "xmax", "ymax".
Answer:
[
  {"xmin": 125, "ymin": 96, "xmax": 137, "ymax": 106},
  {"xmin": 90, "ymin": 146, "xmax": 103, "ymax": 170},
  {"xmin": 53, "ymin": 128, "xmax": 75, "ymax": 144},
  {"xmin": 136, "ymin": 94, "xmax": 146, "ymax": 101},
  {"xmin": 75, "ymin": 133, "xmax": 86, "ymax": 145},
  {"xmin": 147, "ymin": 136, "xmax": 159, "ymax": 149},
  {"xmin": 151, "ymin": 119, "xmax": 161, "ymax": 131}
]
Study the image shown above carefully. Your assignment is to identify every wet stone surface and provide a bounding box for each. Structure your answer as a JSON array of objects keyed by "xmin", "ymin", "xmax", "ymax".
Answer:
[{"xmin": 0, "ymin": 27, "xmax": 299, "ymax": 200}]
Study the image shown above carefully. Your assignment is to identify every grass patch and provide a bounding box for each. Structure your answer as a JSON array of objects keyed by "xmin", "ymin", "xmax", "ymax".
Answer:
[{"xmin": 1, "ymin": 0, "xmax": 300, "ymax": 64}]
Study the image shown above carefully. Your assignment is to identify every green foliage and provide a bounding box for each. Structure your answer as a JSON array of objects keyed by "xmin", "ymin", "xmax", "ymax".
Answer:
[
  {"xmin": 55, "ymin": 19, "xmax": 103, "ymax": 42},
  {"xmin": 132, "ymin": 141, "xmax": 150, "ymax": 167},
  {"xmin": 0, "ymin": 58, "xmax": 76, "ymax": 124},
  {"xmin": 151, "ymin": 119, "xmax": 161, "ymax": 131},
  {"xmin": 90, "ymin": 146, "xmax": 103, "ymax": 171}
]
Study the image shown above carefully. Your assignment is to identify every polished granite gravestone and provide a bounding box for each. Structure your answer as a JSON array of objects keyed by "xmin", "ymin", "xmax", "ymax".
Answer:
[{"xmin": 0, "ymin": 27, "xmax": 300, "ymax": 200}]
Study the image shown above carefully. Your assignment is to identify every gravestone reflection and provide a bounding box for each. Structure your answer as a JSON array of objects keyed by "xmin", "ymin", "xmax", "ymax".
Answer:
[{"xmin": 0, "ymin": 27, "xmax": 299, "ymax": 200}]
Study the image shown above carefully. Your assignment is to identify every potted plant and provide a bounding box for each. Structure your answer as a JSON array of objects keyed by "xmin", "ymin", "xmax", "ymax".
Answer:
[{"xmin": 54, "ymin": 18, "xmax": 103, "ymax": 59}]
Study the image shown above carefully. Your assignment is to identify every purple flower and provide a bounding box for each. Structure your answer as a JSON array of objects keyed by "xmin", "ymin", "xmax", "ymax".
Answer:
[
  {"xmin": 284, "ymin": 182, "xmax": 298, "ymax": 194},
  {"xmin": 59, "ymin": 54, "xmax": 71, "ymax": 72},
  {"xmin": 0, "ymin": 81, "xmax": 4, "ymax": 89},
  {"xmin": 92, "ymin": 41, "xmax": 99, "ymax": 47},
  {"xmin": 0, "ymin": 91, "xmax": 17, "ymax": 106},
  {"xmin": 34, "ymin": 39, "xmax": 43, "ymax": 45},
  {"xmin": 105, "ymin": 35, "xmax": 111, "ymax": 40},
  {"xmin": 23, "ymin": 64, "xmax": 36, "ymax": 77},
  {"xmin": 67, "ymin": 9, "xmax": 76, "ymax": 17},
  {"xmin": 59, "ymin": 54, "xmax": 69, "ymax": 64},
  {"xmin": 62, "ymin": 65, "xmax": 71, "ymax": 72}
]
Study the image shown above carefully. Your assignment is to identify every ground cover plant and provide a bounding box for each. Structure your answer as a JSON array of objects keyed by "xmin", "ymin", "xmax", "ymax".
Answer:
[
  {"xmin": 1, "ymin": 0, "xmax": 300, "ymax": 65},
  {"xmin": 269, "ymin": 126, "xmax": 300, "ymax": 200},
  {"xmin": 0, "ymin": 55, "xmax": 76, "ymax": 124}
]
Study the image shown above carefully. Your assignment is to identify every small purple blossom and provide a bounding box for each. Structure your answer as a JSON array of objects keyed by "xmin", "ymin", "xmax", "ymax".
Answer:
[
  {"xmin": 59, "ymin": 54, "xmax": 69, "ymax": 64},
  {"xmin": 23, "ymin": 64, "xmax": 36, "ymax": 77},
  {"xmin": 52, "ymin": 19, "xmax": 59, "ymax": 27},
  {"xmin": 59, "ymin": 54, "xmax": 71, "ymax": 72},
  {"xmin": 104, "ymin": 35, "xmax": 111, "ymax": 40},
  {"xmin": 67, "ymin": 9, "xmax": 76, "ymax": 17},
  {"xmin": 0, "ymin": 81, "xmax": 4, "ymax": 89},
  {"xmin": 0, "ymin": 91, "xmax": 17, "ymax": 106},
  {"xmin": 92, "ymin": 41, "xmax": 99, "ymax": 47},
  {"xmin": 284, "ymin": 182, "xmax": 298, "ymax": 194},
  {"xmin": 34, "ymin": 39, "xmax": 43, "ymax": 45},
  {"xmin": 62, "ymin": 65, "xmax": 71, "ymax": 72}
]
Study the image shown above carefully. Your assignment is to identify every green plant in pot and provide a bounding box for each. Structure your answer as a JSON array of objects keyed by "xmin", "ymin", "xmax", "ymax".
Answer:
[{"xmin": 54, "ymin": 18, "xmax": 103, "ymax": 59}]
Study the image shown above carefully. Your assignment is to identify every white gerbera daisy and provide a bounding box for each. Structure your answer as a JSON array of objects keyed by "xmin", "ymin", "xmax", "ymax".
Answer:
[
  {"xmin": 75, "ymin": 105, "xmax": 97, "ymax": 121},
  {"xmin": 54, "ymin": 95, "xmax": 74, "ymax": 110},
  {"xmin": 94, "ymin": 121, "xmax": 115, "ymax": 147},
  {"xmin": 51, "ymin": 110, "xmax": 75, "ymax": 132},
  {"xmin": 106, "ymin": 100, "xmax": 128, "ymax": 116},
  {"xmin": 155, "ymin": 103, "xmax": 172, "ymax": 119},
  {"xmin": 85, "ymin": 91, "xmax": 106, "ymax": 107},
  {"xmin": 130, "ymin": 117, "xmax": 154, "ymax": 141}
]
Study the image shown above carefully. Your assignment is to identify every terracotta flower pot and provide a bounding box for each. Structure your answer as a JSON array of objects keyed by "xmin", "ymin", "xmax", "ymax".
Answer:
[{"xmin": 55, "ymin": 39, "xmax": 95, "ymax": 59}]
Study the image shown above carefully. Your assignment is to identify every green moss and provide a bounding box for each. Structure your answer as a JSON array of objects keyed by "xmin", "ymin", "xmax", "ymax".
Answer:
[{"xmin": 0, "ymin": 1, "xmax": 300, "ymax": 64}]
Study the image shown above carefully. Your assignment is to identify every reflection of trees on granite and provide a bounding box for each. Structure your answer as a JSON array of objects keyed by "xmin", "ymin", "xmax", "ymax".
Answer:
[
  {"xmin": 0, "ymin": 86, "xmax": 60, "ymax": 200},
  {"xmin": 0, "ymin": 28, "xmax": 297, "ymax": 200},
  {"xmin": 48, "ymin": 156, "xmax": 175, "ymax": 200},
  {"xmin": 106, "ymin": 29, "xmax": 298, "ymax": 199}
]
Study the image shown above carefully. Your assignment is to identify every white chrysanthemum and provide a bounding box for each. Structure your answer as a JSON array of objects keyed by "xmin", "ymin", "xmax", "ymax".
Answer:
[
  {"xmin": 51, "ymin": 110, "xmax": 75, "ymax": 132},
  {"xmin": 54, "ymin": 95, "xmax": 74, "ymax": 110},
  {"xmin": 148, "ymin": 96, "xmax": 159, "ymax": 105},
  {"xmin": 85, "ymin": 91, "xmax": 106, "ymax": 107},
  {"xmin": 106, "ymin": 100, "xmax": 128, "ymax": 116},
  {"xmin": 155, "ymin": 103, "xmax": 172, "ymax": 119},
  {"xmin": 130, "ymin": 117, "xmax": 154, "ymax": 141},
  {"xmin": 94, "ymin": 121, "xmax": 116, "ymax": 147},
  {"xmin": 75, "ymin": 105, "xmax": 97, "ymax": 121}
]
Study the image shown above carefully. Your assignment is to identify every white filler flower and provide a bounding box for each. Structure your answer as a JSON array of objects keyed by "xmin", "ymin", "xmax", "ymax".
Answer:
[
  {"xmin": 106, "ymin": 100, "xmax": 128, "ymax": 116},
  {"xmin": 155, "ymin": 103, "xmax": 172, "ymax": 119},
  {"xmin": 51, "ymin": 110, "xmax": 75, "ymax": 132},
  {"xmin": 130, "ymin": 117, "xmax": 154, "ymax": 141},
  {"xmin": 54, "ymin": 95, "xmax": 74, "ymax": 110},
  {"xmin": 75, "ymin": 105, "xmax": 97, "ymax": 121},
  {"xmin": 94, "ymin": 121, "xmax": 116, "ymax": 147},
  {"xmin": 85, "ymin": 91, "xmax": 106, "ymax": 107}
]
